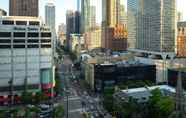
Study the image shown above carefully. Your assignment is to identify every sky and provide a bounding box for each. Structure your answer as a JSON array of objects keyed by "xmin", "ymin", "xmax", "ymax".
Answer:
[{"xmin": 0, "ymin": 0, "xmax": 186, "ymax": 27}]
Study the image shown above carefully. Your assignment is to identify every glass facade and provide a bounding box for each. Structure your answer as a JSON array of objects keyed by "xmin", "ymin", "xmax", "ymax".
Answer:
[{"xmin": 128, "ymin": 0, "xmax": 176, "ymax": 52}]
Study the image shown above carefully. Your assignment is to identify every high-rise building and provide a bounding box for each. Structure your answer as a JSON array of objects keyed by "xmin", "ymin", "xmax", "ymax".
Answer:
[
  {"xmin": 128, "ymin": 0, "xmax": 176, "ymax": 52},
  {"xmin": 45, "ymin": 2, "xmax": 56, "ymax": 56},
  {"xmin": 81, "ymin": 0, "xmax": 91, "ymax": 33},
  {"xmin": 0, "ymin": 8, "xmax": 7, "ymax": 16},
  {"xmin": 177, "ymin": 12, "xmax": 183, "ymax": 22},
  {"xmin": 75, "ymin": 11, "xmax": 81, "ymax": 34},
  {"xmin": 66, "ymin": 11, "xmax": 76, "ymax": 50},
  {"xmin": 89, "ymin": 6, "xmax": 96, "ymax": 29},
  {"xmin": 177, "ymin": 22, "xmax": 186, "ymax": 57},
  {"xmin": 102, "ymin": 0, "xmax": 127, "ymax": 51},
  {"xmin": 119, "ymin": 4, "xmax": 127, "ymax": 27},
  {"xmin": 84, "ymin": 27, "xmax": 101, "ymax": 50},
  {"xmin": 0, "ymin": 16, "xmax": 54, "ymax": 104},
  {"xmin": 45, "ymin": 2, "xmax": 56, "ymax": 31},
  {"xmin": 102, "ymin": 0, "xmax": 117, "ymax": 27},
  {"xmin": 9, "ymin": 0, "xmax": 39, "ymax": 17}
]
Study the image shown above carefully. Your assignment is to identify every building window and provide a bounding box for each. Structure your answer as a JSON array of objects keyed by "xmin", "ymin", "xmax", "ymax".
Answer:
[
  {"xmin": 41, "ymin": 32, "xmax": 51, "ymax": 37},
  {"xmin": 41, "ymin": 39, "xmax": 51, "ymax": 43},
  {"xmin": 13, "ymin": 39, "xmax": 25, "ymax": 43},
  {"xmin": 0, "ymin": 45, "xmax": 11, "ymax": 48},
  {"xmin": 29, "ymin": 21, "xmax": 40, "ymax": 26},
  {"xmin": 0, "ymin": 32, "xmax": 11, "ymax": 37},
  {"xmin": 28, "ymin": 45, "xmax": 39, "ymax": 48},
  {"xmin": 28, "ymin": 32, "xmax": 39, "ymax": 37},
  {"xmin": 0, "ymin": 39, "xmax": 11, "ymax": 43},
  {"xmin": 14, "ymin": 32, "xmax": 25, "ymax": 37},
  {"xmin": 41, "ymin": 44, "xmax": 51, "ymax": 48},
  {"xmin": 16, "ymin": 21, "xmax": 27, "ymax": 25},
  {"xmin": 2, "ymin": 20, "xmax": 14, "ymax": 25},
  {"xmin": 27, "ymin": 39, "xmax": 39, "ymax": 43},
  {"xmin": 13, "ymin": 45, "xmax": 25, "ymax": 48}
]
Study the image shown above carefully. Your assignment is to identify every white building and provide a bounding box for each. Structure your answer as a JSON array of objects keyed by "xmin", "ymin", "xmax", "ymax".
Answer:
[
  {"xmin": 0, "ymin": 16, "xmax": 55, "ymax": 103},
  {"xmin": 45, "ymin": 2, "xmax": 56, "ymax": 56},
  {"xmin": 114, "ymin": 85, "xmax": 176, "ymax": 103}
]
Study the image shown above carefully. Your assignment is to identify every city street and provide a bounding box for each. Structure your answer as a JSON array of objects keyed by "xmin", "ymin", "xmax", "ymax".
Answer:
[{"xmin": 58, "ymin": 55, "xmax": 111, "ymax": 118}]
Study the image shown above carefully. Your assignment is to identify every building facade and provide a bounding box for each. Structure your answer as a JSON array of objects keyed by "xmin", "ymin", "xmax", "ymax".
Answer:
[
  {"xmin": 102, "ymin": 24, "xmax": 127, "ymax": 51},
  {"xmin": 102, "ymin": 0, "xmax": 128, "ymax": 51},
  {"xmin": 66, "ymin": 11, "xmax": 76, "ymax": 50},
  {"xmin": 85, "ymin": 60, "xmax": 156, "ymax": 91},
  {"xmin": 0, "ymin": 16, "xmax": 54, "ymax": 104},
  {"xmin": 9, "ymin": 0, "xmax": 39, "ymax": 17},
  {"xmin": 127, "ymin": 0, "xmax": 176, "ymax": 52},
  {"xmin": 177, "ymin": 22, "xmax": 186, "ymax": 57},
  {"xmin": 84, "ymin": 27, "xmax": 101, "ymax": 50},
  {"xmin": 81, "ymin": 0, "xmax": 91, "ymax": 33}
]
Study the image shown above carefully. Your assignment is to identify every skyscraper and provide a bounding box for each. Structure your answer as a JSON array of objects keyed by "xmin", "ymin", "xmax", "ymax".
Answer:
[
  {"xmin": 45, "ymin": 2, "xmax": 56, "ymax": 31},
  {"xmin": 89, "ymin": 6, "xmax": 96, "ymax": 29},
  {"xmin": 102, "ymin": 0, "xmax": 127, "ymax": 51},
  {"xmin": 66, "ymin": 11, "xmax": 76, "ymax": 49},
  {"xmin": 45, "ymin": 2, "xmax": 56, "ymax": 57},
  {"xmin": 9, "ymin": 0, "xmax": 39, "ymax": 17},
  {"xmin": 128, "ymin": 0, "xmax": 176, "ymax": 52},
  {"xmin": 102, "ymin": 0, "xmax": 117, "ymax": 27}
]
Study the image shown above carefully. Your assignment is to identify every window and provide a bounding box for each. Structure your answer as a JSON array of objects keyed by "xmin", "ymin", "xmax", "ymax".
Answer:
[
  {"xmin": 14, "ymin": 39, "xmax": 25, "ymax": 43},
  {"xmin": 29, "ymin": 21, "xmax": 40, "ymax": 26},
  {"xmin": 41, "ymin": 32, "xmax": 51, "ymax": 37},
  {"xmin": 28, "ymin": 32, "xmax": 39, "ymax": 37},
  {"xmin": 41, "ymin": 39, "xmax": 51, "ymax": 43},
  {"xmin": 0, "ymin": 39, "xmax": 11, "ymax": 43},
  {"xmin": 0, "ymin": 32, "xmax": 11, "ymax": 37},
  {"xmin": 0, "ymin": 45, "xmax": 11, "ymax": 48},
  {"xmin": 2, "ymin": 20, "xmax": 14, "ymax": 25},
  {"xmin": 16, "ymin": 21, "xmax": 27, "ymax": 25},
  {"xmin": 28, "ymin": 39, "xmax": 39, "ymax": 43},
  {"xmin": 28, "ymin": 45, "xmax": 39, "ymax": 48},
  {"xmin": 13, "ymin": 45, "xmax": 25, "ymax": 48},
  {"xmin": 14, "ymin": 32, "xmax": 25, "ymax": 37},
  {"xmin": 41, "ymin": 44, "xmax": 51, "ymax": 48}
]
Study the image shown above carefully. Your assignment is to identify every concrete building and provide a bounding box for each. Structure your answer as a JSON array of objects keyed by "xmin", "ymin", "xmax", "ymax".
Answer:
[
  {"xmin": 9, "ymin": 0, "xmax": 39, "ymax": 17},
  {"xmin": 89, "ymin": 6, "xmax": 96, "ymax": 29},
  {"xmin": 102, "ymin": 24, "xmax": 127, "ymax": 51},
  {"xmin": 84, "ymin": 58, "xmax": 156, "ymax": 91},
  {"xmin": 177, "ymin": 22, "xmax": 186, "ymax": 57},
  {"xmin": 127, "ymin": 0, "xmax": 176, "ymax": 53},
  {"xmin": 102, "ymin": 0, "xmax": 128, "ymax": 51},
  {"xmin": 114, "ymin": 85, "xmax": 176, "ymax": 104},
  {"xmin": 0, "ymin": 9, "xmax": 7, "ymax": 16},
  {"xmin": 0, "ymin": 16, "xmax": 54, "ymax": 104},
  {"xmin": 45, "ymin": 2, "xmax": 55, "ymax": 32},
  {"xmin": 81, "ymin": 0, "xmax": 91, "ymax": 33},
  {"xmin": 84, "ymin": 27, "xmax": 101, "ymax": 50},
  {"xmin": 177, "ymin": 12, "xmax": 183, "ymax": 22},
  {"xmin": 58, "ymin": 23, "xmax": 66, "ymax": 46},
  {"xmin": 45, "ymin": 2, "xmax": 56, "ymax": 57},
  {"xmin": 69, "ymin": 34, "xmax": 84, "ymax": 54},
  {"xmin": 66, "ymin": 10, "xmax": 76, "ymax": 50},
  {"xmin": 119, "ymin": 4, "xmax": 127, "ymax": 27}
]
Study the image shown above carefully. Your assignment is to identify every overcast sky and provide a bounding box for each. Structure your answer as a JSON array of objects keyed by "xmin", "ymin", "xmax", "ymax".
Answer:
[{"xmin": 0, "ymin": 0, "xmax": 186, "ymax": 27}]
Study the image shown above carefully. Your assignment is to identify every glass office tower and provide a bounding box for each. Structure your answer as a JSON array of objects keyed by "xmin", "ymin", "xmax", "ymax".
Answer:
[{"xmin": 128, "ymin": 0, "xmax": 176, "ymax": 52}]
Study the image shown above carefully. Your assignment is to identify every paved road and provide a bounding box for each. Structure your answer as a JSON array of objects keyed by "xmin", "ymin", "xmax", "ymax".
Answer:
[
  {"xmin": 58, "ymin": 55, "xmax": 112, "ymax": 118},
  {"xmin": 59, "ymin": 55, "xmax": 82, "ymax": 118}
]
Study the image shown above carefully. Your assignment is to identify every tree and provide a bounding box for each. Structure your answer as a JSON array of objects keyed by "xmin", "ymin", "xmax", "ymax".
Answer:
[
  {"xmin": 21, "ymin": 91, "xmax": 33, "ymax": 104},
  {"xmin": 148, "ymin": 89, "xmax": 175, "ymax": 118},
  {"xmin": 53, "ymin": 104, "xmax": 64, "ymax": 118}
]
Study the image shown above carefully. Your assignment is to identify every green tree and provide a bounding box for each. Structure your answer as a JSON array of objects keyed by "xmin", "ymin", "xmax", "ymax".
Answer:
[
  {"xmin": 148, "ymin": 89, "xmax": 175, "ymax": 118},
  {"xmin": 21, "ymin": 91, "xmax": 33, "ymax": 104},
  {"xmin": 53, "ymin": 104, "xmax": 64, "ymax": 118}
]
